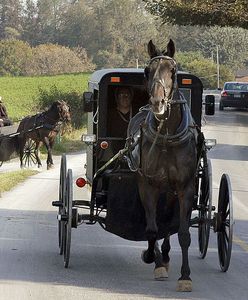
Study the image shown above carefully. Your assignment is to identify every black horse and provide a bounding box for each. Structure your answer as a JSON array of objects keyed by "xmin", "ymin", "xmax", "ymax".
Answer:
[
  {"xmin": 127, "ymin": 39, "xmax": 198, "ymax": 291},
  {"xmin": 17, "ymin": 100, "xmax": 71, "ymax": 170}
]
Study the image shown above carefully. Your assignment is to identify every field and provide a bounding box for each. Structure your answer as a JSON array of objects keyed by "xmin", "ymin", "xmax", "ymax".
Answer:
[{"xmin": 0, "ymin": 73, "xmax": 91, "ymax": 121}]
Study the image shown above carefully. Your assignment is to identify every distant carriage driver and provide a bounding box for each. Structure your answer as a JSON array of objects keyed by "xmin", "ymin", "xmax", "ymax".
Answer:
[
  {"xmin": 107, "ymin": 86, "xmax": 134, "ymax": 153},
  {"xmin": 0, "ymin": 96, "xmax": 13, "ymax": 127}
]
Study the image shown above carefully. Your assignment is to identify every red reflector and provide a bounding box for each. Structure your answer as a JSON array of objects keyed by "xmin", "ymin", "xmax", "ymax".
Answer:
[
  {"xmin": 76, "ymin": 177, "xmax": 87, "ymax": 188},
  {"xmin": 100, "ymin": 141, "xmax": 109, "ymax": 149},
  {"xmin": 182, "ymin": 78, "xmax": 192, "ymax": 85},
  {"xmin": 110, "ymin": 77, "xmax": 121, "ymax": 83},
  {"xmin": 221, "ymin": 91, "xmax": 228, "ymax": 96}
]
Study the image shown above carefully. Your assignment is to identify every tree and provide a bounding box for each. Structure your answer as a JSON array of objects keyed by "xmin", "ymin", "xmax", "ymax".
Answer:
[
  {"xmin": 22, "ymin": 0, "xmax": 39, "ymax": 45},
  {"xmin": 143, "ymin": 0, "xmax": 248, "ymax": 29},
  {"xmin": 0, "ymin": 0, "xmax": 23, "ymax": 39},
  {"xmin": 36, "ymin": 0, "xmax": 67, "ymax": 44},
  {"xmin": 176, "ymin": 51, "xmax": 234, "ymax": 88},
  {"xmin": 158, "ymin": 24, "xmax": 248, "ymax": 71}
]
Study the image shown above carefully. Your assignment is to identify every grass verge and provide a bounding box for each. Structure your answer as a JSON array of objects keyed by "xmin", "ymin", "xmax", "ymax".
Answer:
[
  {"xmin": 0, "ymin": 169, "xmax": 39, "ymax": 195},
  {"xmin": 52, "ymin": 127, "xmax": 87, "ymax": 154}
]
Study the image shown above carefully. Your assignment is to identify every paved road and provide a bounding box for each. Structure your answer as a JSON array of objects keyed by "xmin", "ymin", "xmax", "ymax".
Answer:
[{"xmin": 0, "ymin": 105, "xmax": 248, "ymax": 300}]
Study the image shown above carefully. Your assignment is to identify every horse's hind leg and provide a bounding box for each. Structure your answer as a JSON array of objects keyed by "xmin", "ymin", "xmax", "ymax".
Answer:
[
  {"xmin": 34, "ymin": 141, "xmax": 42, "ymax": 168},
  {"xmin": 18, "ymin": 137, "xmax": 25, "ymax": 168}
]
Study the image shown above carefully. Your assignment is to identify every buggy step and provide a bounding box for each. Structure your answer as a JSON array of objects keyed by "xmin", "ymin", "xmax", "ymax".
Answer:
[
  {"xmin": 52, "ymin": 201, "xmax": 62, "ymax": 207},
  {"xmin": 73, "ymin": 200, "xmax": 91, "ymax": 207}
]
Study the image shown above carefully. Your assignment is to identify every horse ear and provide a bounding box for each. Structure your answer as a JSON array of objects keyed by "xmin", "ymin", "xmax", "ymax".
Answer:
[
  {"xmin": 148, "ymin": 40, "xmax": 158, "ymax": 58},
  {"xmin": 163, "ymin": 39, "xmax": 175, "ymax": 58}
]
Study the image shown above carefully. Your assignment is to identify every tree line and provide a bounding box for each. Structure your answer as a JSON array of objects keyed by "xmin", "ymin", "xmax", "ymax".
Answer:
[
  {"xmin": 143, "ymin": 0, "xmax": 248, "ymax": 29},
  {"xmin": 0, "ymin": 0, "xmax": 248, "ymax": 87}
]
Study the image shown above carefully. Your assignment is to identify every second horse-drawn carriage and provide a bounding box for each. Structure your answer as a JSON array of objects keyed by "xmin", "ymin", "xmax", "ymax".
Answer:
[
  {"xmin": 0, "ymin": 100, "xmax": 71, "ymax": 169},
  {"xmin": 53, "ymin": 40, "xmax": 233, "ymax": 292}
]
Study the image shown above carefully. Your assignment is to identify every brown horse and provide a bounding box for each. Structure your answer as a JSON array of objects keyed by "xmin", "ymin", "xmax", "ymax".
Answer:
[
  {"xmin": 17, "ymin": 100, "xmax": 71, "ymax": 170},
  {"xmin": 127, "ymin": 40, "xmax": 198, "ymax": 291}
]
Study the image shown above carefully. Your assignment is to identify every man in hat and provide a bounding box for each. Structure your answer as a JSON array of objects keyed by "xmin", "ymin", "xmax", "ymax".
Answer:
[
  {"xmin": 0, "ymin": 96, "xmax": 13, "ymax": 127},
  {"xmin": 107, "ymin": 86, "xmax": 134, "ymax": 153}
]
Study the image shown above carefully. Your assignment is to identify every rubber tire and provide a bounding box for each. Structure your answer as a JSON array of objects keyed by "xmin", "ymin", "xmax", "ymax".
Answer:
[
  {"xmin": 198, "ymin": 157, "xmax": 212, "ymax": 259},
  {"xmin": 63, "ymin": 169, "xmax": 73, "ymax": 268},
  {"xmin": 217, "ymin": 174, "xmax": 233, "ymax": 272},
  {"xmin": 58, "ymin": 154, "xmax": 67, "ymax": 255}
]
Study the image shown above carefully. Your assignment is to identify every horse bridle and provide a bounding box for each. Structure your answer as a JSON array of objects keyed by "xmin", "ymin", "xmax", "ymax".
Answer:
[
  {"xmin": 58, "ymin": 102, "xmax": 70, "ymax": 122},
  {"xmin": 146, "ymin": 56, "xmax": 186, "ymax": 117}
]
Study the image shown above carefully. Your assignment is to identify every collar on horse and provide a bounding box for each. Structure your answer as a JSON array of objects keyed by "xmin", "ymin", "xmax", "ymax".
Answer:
[
  {"xmin": 142, "ymin": 100, "xmax": 197, "ymax": 147},
  {"xmin": 34, "ymin": 112, "xmax": 62, "ymax": 131}
]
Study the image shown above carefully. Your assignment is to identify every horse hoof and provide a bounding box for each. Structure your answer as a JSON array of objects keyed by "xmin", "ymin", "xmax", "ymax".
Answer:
[
  {"xmin": 47, "ymin": 164, "xmax": 54, "ymax": 170},
  {"xmin": 141, "ymin": 250, "xmax": 155, "ymax": 264},
  {"xmin": 176, "ymin": 280, "xmax": 192, "ymax": 292},
  {"xmin": 38, "ymin": 164, "xmax": 42, "ymax": 168},
  {"xmin": 154, "ymin": 267, "xmax": 168, "ymax": 281}
]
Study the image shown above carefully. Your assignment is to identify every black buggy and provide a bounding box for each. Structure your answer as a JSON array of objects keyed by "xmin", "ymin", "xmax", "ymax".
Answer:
[
  {"xmin": 53, "ymin": 68, "xmax": 233, "ymax": 273},
  {"xmin": 0, "ymin": 124, "xmax": 38, "ymax": 167}
]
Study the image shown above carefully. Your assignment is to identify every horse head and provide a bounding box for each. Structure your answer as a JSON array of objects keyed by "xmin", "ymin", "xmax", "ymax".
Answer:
[
  {"xmin": 52, "ymin": 100, "xmax": 71, "ymax": 123},
  {"xmin": 145, "ymin": 39, "xmax": 177, "ymax": 117}
]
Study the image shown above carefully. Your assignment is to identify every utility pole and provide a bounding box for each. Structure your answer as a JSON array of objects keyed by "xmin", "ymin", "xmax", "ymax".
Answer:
[{"xmin": 216, "ymin": 45, "xmax": 220, "ymax": 89}]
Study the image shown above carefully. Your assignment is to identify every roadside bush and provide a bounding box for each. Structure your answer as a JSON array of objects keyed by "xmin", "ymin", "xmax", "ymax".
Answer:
[
  {"xmin": 38, "ymin": 85, "xmax": 86, "ymax": 128},
  {"xmin": 0, "ymin": 40, "xmax": 32, "ymax": 75},
  {"xmin": 0, "ymin": 40, "xmax": 95, "ymax": 76},
  {"xmin": 28, "ymin": 44, "xmax": 95, "ymax": 76}
]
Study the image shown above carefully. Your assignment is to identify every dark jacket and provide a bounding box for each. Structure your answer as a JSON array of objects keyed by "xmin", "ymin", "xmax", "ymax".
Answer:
[{"xmin": 0, "ymin": 102, "xmax": 8, "ymax": 118}]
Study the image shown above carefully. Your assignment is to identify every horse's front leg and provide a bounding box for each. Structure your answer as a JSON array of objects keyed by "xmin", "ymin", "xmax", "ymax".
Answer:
[
  {"xmin": 138, "ymin": 176, "xmax": 159, "ymax": 264},
  {"xmin": 161, "ymin": 236, "xmax": 170, "ymax": 272},
  {"xmin": 177, "ymin": 183, "xmax": 194, "ymax": 292},
  {"xmin": 43, "ymin": 137, "xmax": 54, "ymax": 170},
  {"xmin": 154, "ymin": 241, "xmax": 169, "ymax": 280}
]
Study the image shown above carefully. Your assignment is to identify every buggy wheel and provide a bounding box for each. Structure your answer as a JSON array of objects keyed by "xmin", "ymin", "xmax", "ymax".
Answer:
[
  {"xmin": 58, "ymin": 154, "xmax": 67, "ymax": 255},
  {"xmin": 217, "ymin": 174, "xmax": 233, "ymax": 272},
  {"xmin": 23, "ymin": 138, "xmax": 37, "ymax": 167},
  {"xmin": 198, "ymin": 157, "xmax": 212, "ymax": 259},
  {"xmin": 63, "ymin": 169, "xmax": 73, "ymax": 268}
]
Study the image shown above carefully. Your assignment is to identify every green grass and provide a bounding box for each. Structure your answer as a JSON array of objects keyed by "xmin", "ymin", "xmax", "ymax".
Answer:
[
  {"xmin": 0, "ymin": 169, "xmax": 39, "ymax": 194},
  {"xmin": 52, "ymin": 127, "xmax": 87, "ymax": 154},
  {"xmin": 0, "ymin": 73, "xmax": 91, "ymax": 121}
]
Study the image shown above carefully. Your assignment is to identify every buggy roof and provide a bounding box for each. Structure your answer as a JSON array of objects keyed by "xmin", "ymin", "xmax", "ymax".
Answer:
[{"xmin": 89, "ymin": 68, "xmax": 190, "ymax": 85}]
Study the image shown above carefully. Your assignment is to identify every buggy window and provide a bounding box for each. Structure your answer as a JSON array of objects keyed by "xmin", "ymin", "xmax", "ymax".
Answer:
[
  {"xmin": 106, "ymin": 85, "xmax": 149, "ymax": 156},
  {"xmin": 107, "ymin": 85, "xmax": 149, "ymax": 138}
]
